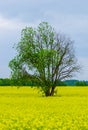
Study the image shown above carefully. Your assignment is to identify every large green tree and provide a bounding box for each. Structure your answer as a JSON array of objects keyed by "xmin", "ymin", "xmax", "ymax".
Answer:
[{"xmin": 9, "ymin": 22, "xmax": 80, "ymax": 96}]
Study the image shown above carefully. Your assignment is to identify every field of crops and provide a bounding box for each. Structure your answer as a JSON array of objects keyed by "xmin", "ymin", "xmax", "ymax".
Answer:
[{"xmin": 0, "ymin": 87, "xmax": 88, "ymax": 130}]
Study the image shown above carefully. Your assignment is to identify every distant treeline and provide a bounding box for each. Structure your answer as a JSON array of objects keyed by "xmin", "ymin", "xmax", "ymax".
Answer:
[
  {"xmin": 0, "ymin": 78, "xmax": 88, "ymax": 86},
  {"xmin": 64, "ymin": 80, "xmax": 88, "ymax": 86},
  {"xmin": 0, "ymin": 78, "xmax": 34, "ymax": 86}
]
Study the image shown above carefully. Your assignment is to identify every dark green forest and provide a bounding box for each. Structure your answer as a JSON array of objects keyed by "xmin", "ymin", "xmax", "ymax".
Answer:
[{"xmin": 0, "ymin": 78, "xmax": 88, "ymax": 86}]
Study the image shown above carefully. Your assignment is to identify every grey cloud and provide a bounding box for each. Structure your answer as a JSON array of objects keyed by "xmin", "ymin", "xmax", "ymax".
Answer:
[
  {"xmin": 0, "ymin": 0, "xmax": 88, "ymax": 22},
  {"xmin": 0, "ymin": 0, "xmax": 53, "ymax": 21}
]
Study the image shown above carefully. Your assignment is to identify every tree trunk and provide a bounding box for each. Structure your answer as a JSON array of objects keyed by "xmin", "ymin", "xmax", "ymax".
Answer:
[
  {"xmin": 50, "ymin": 86, "xmax": 55, "ymax": 96},
  {"xmin": 45, "ymin": 86, "xmax": 55, "ymax": 96},
  {"xmin": 45, "ymin": 89, "xmax": 51, "ymax": 96}
]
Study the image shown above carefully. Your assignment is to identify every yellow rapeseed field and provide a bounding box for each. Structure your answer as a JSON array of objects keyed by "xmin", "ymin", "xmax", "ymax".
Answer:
[{"xmin": 0, "ymin": 87, "xmax": 88, "ymax": 130}]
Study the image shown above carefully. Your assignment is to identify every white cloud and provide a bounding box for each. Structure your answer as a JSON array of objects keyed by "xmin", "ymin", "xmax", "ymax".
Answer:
[
  {"xmin": 0, "ymin": 14, "xmax": 40, "ymax": 31},
  {"xmin": 0, "ymin": 15, "xmax": 29, "ymax": 31}
]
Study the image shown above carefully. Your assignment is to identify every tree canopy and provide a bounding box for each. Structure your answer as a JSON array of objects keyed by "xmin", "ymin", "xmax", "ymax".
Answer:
[{"xmin": 9, "ymin": 22, "xmax": 80, "ymax": 96}]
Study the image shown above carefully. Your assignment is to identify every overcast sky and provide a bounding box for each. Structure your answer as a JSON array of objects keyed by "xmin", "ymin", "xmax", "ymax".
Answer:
[{"xmin": 0, "ymin": 0, "xmax": 88, "ymax": 80}]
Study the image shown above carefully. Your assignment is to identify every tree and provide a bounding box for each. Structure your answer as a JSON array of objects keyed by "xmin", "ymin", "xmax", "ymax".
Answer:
[
  {"xmin": 76, "ymin": 81, "xmax": 88, "ymax": 86},
  {"xmin": 9, "ymin": 22, "xmax": 80, "ymax": 96}
]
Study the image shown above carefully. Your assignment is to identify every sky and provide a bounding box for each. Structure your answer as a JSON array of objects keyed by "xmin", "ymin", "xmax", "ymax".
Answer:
[{"xmin": 0, "ymin": 0, "xmax": 88, "ymax": 80}]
